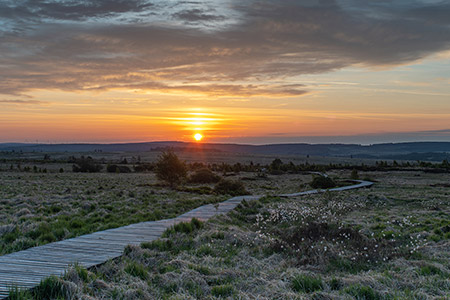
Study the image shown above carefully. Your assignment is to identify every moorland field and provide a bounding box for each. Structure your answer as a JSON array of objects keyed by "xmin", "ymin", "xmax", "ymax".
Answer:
[{"xmin": 1, "ymin": 150, "xmax": 449, "ymax": 299}]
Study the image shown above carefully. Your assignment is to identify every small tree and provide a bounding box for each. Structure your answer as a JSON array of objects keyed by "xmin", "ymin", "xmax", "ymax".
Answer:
[
  {"xmin": 155, "ymin": 150, "xmax": 187, "ymax": 187},
  {"xmin": 350, "ymin": 169, "xmax": 359, "ymax": 180}
]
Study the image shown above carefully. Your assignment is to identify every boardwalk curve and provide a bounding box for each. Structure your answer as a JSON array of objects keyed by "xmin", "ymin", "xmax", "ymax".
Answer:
[{"xmin": 0, "ymin": 180, "xmax": 373, "ymax": 298}]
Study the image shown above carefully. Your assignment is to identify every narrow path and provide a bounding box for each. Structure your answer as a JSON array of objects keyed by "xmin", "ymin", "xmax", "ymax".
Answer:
[{"xmin": 0, "ymin": 180, "xmax": 373, "ymax": 298}]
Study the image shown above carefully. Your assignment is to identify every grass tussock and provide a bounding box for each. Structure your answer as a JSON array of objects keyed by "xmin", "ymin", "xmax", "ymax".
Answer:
[{"xmin": 291, "ymin": 274, "xmax": 324, "ymax": 293}]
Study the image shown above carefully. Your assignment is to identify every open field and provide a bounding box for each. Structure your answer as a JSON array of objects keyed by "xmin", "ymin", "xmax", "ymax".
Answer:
[
  {"xmin": 0, "ymin": 160, "xmax": 320, "ymax": 256},
  {"xmin": 5, "ymin": 166, "xmax": 449, "ymax": 299},
  {"xmin": 1, "ymin": 151, "xmax": 449, "ymax": 299},
  {"xmin": 0, "ymin": 149, "xmax": 384, "ymax": 167}
]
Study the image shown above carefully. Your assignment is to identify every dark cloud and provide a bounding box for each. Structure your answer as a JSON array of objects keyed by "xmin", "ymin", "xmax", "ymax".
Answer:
[
  {"xmin": 406, "ymin": 3, "xmax": 450, "ymax": 25},
  {"xmin": 173, "ymin": 9, "xmax": 225, "ymax": 22},
  {"xmin": 0, "ymin": 0, "xmax": 153, "ymax": 21},
  {"xmin": 0, "ymin": 0, "xmax": 449, "ymax": 96},
  {"xmin": 0, "ymin": 99, "xmax": 48, "ymax": 105}
]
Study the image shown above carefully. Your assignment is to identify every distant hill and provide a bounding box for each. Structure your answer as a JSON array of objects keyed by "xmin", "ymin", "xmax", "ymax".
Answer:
[{"xmin": 1, "ymin": 141, "xmax": 450, "ymax": 161}]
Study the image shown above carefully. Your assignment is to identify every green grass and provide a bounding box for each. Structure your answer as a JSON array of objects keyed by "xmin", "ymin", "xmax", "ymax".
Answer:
[
  {"xmin": 71, "ymin": 263, "xmax": 90, "ymax": 282},
  {"xmin": 418, "ymin": 265, "xmax": 445, "ymax": 277},
  {"xmin": 211, "ymin": 284, "xmax": 234, "ymax": 297},
  {"xmin": 196, "ymin": 244, "xmax": 214, "ymax": 256},
  {"xmin": 163, "ymin": 218, "xmax": 204, "ymax": 236},
  {"xmin": 8, "ymin": 286, "xmax": 33, "ymax": 300},
  {"xmin": 345, "ymin": 284, "xmax": 381, "ymax": 300},
  {"xmin": 9, "ymin": 275, "xmax": 69, "ymax": 299},
  {"xmin": 329, "ymin": 278, "xmax": 342, "ymax": 290},
  {"xmin": 4, "ymin": 170, "xmax": 450, "ymax": 299},
  {"xmin": 0, "ymin": 171, "xmax": 225, "ymax": 255},
  {"xmin": 141, "ymin": 239, "xmax": 173, "ymax": 251},
  {"xmin": 291, "ymin": 274, "xmax": 324, "ymax": 293},
  {"xmin": 124, "ymin": 261, "xmax": 148, "ymax": 280}
]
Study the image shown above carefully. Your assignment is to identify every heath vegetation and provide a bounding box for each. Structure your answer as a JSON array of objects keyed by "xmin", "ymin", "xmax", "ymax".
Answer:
[
  {"xmin": 2, "ymin": 151, "xmax": 449, "ymax": 299},
  {"xmin": 8, "ymin": 169, "xmax": 447, "ymax": 299}
]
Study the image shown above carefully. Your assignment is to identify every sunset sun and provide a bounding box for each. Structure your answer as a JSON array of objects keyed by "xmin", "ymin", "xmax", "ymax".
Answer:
[{"xmin": 194, "ymin": 133, "xmax": 203, "ymax": 141}]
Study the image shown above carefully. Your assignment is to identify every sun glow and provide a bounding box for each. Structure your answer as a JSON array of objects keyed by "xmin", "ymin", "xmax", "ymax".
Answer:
[{"xmin": 194, "ymin": 133, "xmax": 203, "ymax": 141}]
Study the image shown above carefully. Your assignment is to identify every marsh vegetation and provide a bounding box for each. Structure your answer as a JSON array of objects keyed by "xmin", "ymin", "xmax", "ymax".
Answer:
[{"xmin": 1, "ymin": 151, "xmax": 449, "ymax": 299}]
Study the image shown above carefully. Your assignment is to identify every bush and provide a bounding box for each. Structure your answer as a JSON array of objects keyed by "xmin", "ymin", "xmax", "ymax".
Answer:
[
  {"xmin": 178, "ymin": 186, "xmax": 213, "ymax": 195},
  {"xmin": 188, "ymin": 168, "xmax": 221, "ymax": 184},
  {"xmin": 72, "ymin": 156, "xmax": 102, "ymax": 173},
  {"xmin": 155, "ymin": 150, "xmax": 187, "ymax": 187},
  {"xmin": 291, "ymin": 274, "xmax": 323, "ymax": 293},
  {"xmin": 351, "ymin": 169, "xmax": 359, "ymax": 180},
  {"xmin": 310, "ymin": 175, "xmax": 336, "ymax": 189},
  {"xmin": 133, "ymin": 163, "xmax": 154, "ymax": 172},
  {"xmin": 214, "ymin": 179, "xmax": 248, "ymax": 196},
  {"xmin": 106, "ymin": 164, "xmax": 131, "ymax": 173}
]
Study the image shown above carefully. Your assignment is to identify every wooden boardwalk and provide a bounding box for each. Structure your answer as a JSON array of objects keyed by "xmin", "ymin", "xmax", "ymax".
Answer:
[{"xmin": 0, "ymin": 180, "xmax": 372, "ymax": 298}]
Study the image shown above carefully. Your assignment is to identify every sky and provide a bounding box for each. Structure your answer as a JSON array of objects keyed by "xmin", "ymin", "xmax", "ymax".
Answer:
[{"xmin": 0, "ymin": 0, "xmax": 449, "ymax": 144}]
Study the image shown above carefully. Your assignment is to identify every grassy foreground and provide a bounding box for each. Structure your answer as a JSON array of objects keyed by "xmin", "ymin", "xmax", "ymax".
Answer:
[
  {"xmin": 9, "ymin": 171, "xmax": 449, "ymax": 299},
  {"xmin": 0, "ymin": 168, "xmax": 315, "ymax": 256}
]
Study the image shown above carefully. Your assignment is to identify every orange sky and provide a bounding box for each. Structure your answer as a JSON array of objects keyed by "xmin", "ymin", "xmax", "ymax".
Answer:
[{"xmin": 1, "ymin": 1, "xmax": 450, "ymax": 144}]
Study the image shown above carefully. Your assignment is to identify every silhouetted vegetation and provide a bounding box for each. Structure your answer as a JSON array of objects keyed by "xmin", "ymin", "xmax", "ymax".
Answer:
[
  {"xmin": 269, "ymin": 158, "xmax": 284, "ymax": 174},
  {"xmin": 72, "ymin": 156, "xmax": 102, "ymax": 173},
  {"xmin": 214, "ymin": 179, "xmax": 248, "ymax": 196},
  {"xmin": 310, "ymin": 175, "xmax": 336, "ymax": 189},
  {"xmin": 106, "ymin": 164, "xmax": 131, "ymax": 173},
  {"xmin": 155, "ymin": 150, "xmax": 187, "ymax": 187},
  {"xmin": 188, "ymin": 168, "xmax": 221, "ymax": 184},
  {"xmin": 133, "ymin": 163, "xmax": 155, "ymax": 172}
]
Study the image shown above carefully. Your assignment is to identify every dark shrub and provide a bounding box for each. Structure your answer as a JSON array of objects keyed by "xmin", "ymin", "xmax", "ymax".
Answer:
[
  {"xmin": 351, "ymin": 169, "xmax": 359, "ymax": 180},
  {"xmin": 270, "ymin": 158, "xmax": 284, "ymax": 174},
  {"xmin": 106, "ymin": 164, "xmax": 131, "ymax": 173},
  {"xmin": 178, "ymin": 186, "xmax": 213, "ymax": 195},
  {"xmin": 310, "ymin": 175, "xmax": 336, "ymax": 189},
  {"xmin": 155, "ymin": 150, "xmax": 187, "ymax": 187},
  {"xmin": 72, "ymin": 156, "xmax": 102, "ymax": 173},
  {"xmin": 107, "ymin": 164, "xmax": 118, "ymax": 173},
  {"xmin": 134, "ymin": 163, "xmax": 154, "ymax": 172},
  {"xmin": 214, "ymin": 179, "xmax": 248, "ymax": 196},
  {"xmin": 188, "ymin": 168, "xmax": 221, "ymax": 184}
]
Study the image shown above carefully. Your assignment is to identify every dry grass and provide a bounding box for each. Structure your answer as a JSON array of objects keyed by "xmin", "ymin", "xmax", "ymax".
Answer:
[
  {"xmin": 34, "ymin": 170, "xmax": 450, "ymax": 299},
  {"xmin": 0, "ymin": 162, "xmax": 317, "ymax": 255},
  {"xmin": 0, "ymin": 170, "xmax": 228, "ymax": 255}
]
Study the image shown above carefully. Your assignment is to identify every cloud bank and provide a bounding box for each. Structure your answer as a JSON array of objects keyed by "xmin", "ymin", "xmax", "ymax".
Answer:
[{"xmin": 0, "ymin": 0, "xmax": 449, "ymax": 97}]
